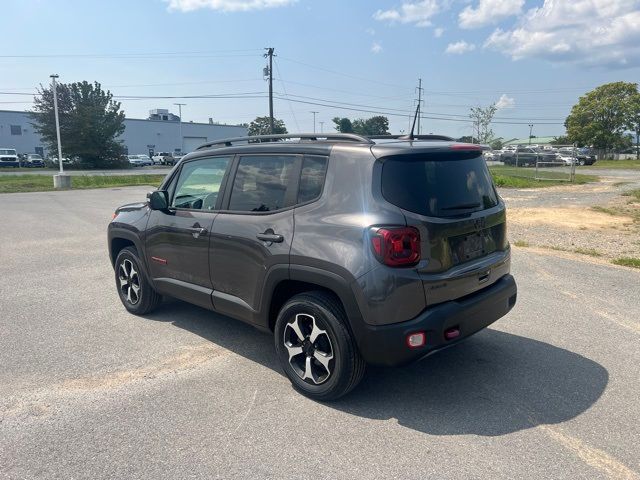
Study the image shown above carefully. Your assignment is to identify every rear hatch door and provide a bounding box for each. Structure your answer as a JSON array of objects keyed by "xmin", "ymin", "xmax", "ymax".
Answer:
[{"xmin": 375, "ymin": 145, "xmax": 510, "ymax": 306}]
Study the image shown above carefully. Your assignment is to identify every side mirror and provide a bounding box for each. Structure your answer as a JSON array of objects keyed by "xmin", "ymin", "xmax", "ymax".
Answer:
[{"xmin": 148, "ymin": 190, "xmax": 169, "ymax": 210}]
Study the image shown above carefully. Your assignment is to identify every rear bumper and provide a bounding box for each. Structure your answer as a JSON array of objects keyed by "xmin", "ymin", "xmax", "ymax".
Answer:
[{"xmin": 355, "ymin": 274, "xmax": 517, "ymax": 366}]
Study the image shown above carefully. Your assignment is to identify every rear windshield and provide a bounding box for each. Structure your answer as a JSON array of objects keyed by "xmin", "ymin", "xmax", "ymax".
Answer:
[{"xmin": 381, "ymin": 153, "xmax": 498, "ymax": 217}]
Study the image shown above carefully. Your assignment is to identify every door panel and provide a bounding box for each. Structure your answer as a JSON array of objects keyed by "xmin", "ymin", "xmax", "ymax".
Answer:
[
  {"xmin": 145, "ymin": 155, "xmax": 232, "ymax": 308},
  {"xmin": 146, "ymin": 209, "xmax": 215, "ymax": 289},
  {"xmin": 209, "ymin": 154, "xmax": 299, "ymax": 323},
  {"xmin": 210, "ymin": 211, "xmax": 293, "ymax": 318}
]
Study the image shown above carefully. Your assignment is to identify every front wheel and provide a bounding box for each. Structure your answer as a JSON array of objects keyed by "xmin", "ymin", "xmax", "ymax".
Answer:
[
  {"xmin": 114, "ymin": 246, "xmax": 162, "ymax": 315},
  {"xmin": 274, "ymin": 291, "xmax": 365, "ymax": 401}
]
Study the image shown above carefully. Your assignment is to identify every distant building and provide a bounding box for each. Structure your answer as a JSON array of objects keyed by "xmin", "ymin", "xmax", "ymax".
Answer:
[
  {"xmin": 504, "ymin": 136, "xmax": 557, "ymax": 146},
  {"xmin": 147, "ymin": 108, "xmax": 180, "ymax": 122},
  {"xmin": 0, "ymin": 109, "xmax": 247, "ymax": 158}
]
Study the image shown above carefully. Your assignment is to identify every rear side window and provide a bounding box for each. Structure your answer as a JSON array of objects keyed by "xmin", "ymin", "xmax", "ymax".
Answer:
[
  {"xmin": 381, "ymin": 153, "xmax": 498, "ymax": 217},
  {"xmin": 298, "ymin": 155, "xmax": 328, "ymax": 203},
  {"xmin": 229, "ymin": 155, "xmax": 297, "ymax": 212}
]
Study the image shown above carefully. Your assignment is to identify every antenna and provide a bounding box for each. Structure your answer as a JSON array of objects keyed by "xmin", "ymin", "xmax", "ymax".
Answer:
[{"xmin": 404, "ymin": 103, "xmax": 420, "ymax": 140}]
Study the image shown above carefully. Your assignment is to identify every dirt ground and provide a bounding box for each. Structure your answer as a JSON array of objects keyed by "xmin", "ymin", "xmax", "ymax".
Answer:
[{"xmin": 501, "ymin": 170, "xmax": 640, "ymax": 261}]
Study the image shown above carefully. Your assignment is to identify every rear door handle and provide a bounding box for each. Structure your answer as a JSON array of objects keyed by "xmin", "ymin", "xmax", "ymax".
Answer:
[{"xmin": 256, "ymin": 232, "xmax": 284, "ymax": 243}]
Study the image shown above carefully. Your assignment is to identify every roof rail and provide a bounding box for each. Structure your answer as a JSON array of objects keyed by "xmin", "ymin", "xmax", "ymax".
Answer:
[
  {"xmin": 367, "ymin": 134, "xmax": 455, "ymax": 141},
  {"xmin": 196, "ymin": 133, "xmax": 373, "ymax": 150}
]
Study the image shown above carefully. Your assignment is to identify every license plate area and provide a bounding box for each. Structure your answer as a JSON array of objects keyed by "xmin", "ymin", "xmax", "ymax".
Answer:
[{"xmin": 450, "ymin": 232, "xmax": 486, "ymax": 264}]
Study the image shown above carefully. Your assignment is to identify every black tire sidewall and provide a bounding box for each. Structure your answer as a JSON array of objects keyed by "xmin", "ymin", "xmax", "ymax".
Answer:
[
  {"xmin": 114, "ymin": 247, "xmax": 152, "ymax": 314},
  {"xmin": 274, "ymin": 297, "xmax": 351, "ymax": 399}
]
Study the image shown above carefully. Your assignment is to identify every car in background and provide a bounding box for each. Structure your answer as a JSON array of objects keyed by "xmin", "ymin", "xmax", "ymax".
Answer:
[
  {"xmin": 0, "ymin": 148, "xmax": 19, "ymax": 167},
  {"xmin": 501, "ymin": 146, "xmax": 557, "ymax": 167},
  {"xmin": 152, "ymin": 152, "xmax": 181, "ymax": 166},
  {"xmin": 128, "ymin": 154, "xmax": 153, "ymax": 167},
  {"xmin": 23, "ymin": 153, "xmax": 46, "ymax": 168},
  {"xmin": 557, "ymin": 147, "xmax": 596, "ymax": 166}
]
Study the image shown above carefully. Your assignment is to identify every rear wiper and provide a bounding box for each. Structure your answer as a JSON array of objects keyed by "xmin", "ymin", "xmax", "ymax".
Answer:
[{"xmin": 441, "ymin": 202, "xmax": 481, "ymax": 210}]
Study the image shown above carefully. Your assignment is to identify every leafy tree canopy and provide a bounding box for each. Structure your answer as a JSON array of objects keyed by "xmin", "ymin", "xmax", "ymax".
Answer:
[
  {"xmin": 30, "ymin": 81, "xmax": 126, "ymax": 168},
  {"xmin": 248, "ymin": 116, "xmax": 287, "ymax": 136},
  {"xmin": 333, "ymin": 116, "xmax": 390, "ymax": 135},
  {"xmin": 565, "ymin": 81, "xmax": 639, "ymax": 155}
]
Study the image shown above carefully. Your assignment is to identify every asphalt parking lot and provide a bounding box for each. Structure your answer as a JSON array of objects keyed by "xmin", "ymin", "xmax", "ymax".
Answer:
[{"xmin": 1, "ymin": 187, "xmax": 639, "ymax": 479}]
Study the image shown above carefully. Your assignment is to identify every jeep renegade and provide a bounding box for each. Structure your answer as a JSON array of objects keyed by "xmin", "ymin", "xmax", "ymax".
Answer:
[{"xmin": 108, "ymin": 133, "xmax": 517, "ymax": 400}]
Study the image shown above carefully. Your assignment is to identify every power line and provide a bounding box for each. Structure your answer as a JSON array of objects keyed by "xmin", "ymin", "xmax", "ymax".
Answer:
[
  {"xmin": 0, "ymin": 49, "xmax": 263, "ymax": 59},
  {"xmin": 273, "ymin": 58, "xmax": 300, "ymax": 132}
]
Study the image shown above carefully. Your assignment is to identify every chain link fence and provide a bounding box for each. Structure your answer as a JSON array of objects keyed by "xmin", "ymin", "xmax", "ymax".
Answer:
[{"xmin": 494, "ymin": 144, "xmax": 578, "ymax": 182}]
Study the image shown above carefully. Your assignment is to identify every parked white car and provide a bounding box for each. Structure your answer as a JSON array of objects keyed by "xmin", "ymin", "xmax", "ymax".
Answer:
[
  {"xmin": 128, "ymin": 154, "xmax": 153, "ymax": 167},
  {"xmin": 0, "ymin": 148, "xmax": 19, "ymax": 167}
]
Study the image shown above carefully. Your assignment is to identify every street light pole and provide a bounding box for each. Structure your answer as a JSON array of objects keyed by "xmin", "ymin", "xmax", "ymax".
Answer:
[
  {"xmin": 50, "ymin": 74, "xmax": 63, "ymax": 174},
  {"xmin": 174, "ymin": 103, "xmax": 185, "ymax": 153},
  {"xmin": 310, "ymin": 111, "xmax": 318, "ymax": 133},
  {"xmin": 528, "ymin": 124, "xmax": 534, "ymax": 145}
]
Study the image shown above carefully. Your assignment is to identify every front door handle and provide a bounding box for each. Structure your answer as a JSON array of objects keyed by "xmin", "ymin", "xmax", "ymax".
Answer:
[
  {"xmin": 186, "ymin": 225, "xmax": 207, "ymax": 239},
  {"xmin": 256, "ymin": 232, "xmax": 284, "ymax": 243}
]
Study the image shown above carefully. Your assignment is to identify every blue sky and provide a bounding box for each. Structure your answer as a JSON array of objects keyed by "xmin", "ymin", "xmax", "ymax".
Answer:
[{"xmin": 3, "ymin": 0, "xmax": 640, "ymax": 140}]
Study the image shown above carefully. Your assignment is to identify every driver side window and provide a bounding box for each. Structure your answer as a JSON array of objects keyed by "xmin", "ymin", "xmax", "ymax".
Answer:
[{"xmin": 171, "ymin": 156, "xmax": 231, "ymax": 210}]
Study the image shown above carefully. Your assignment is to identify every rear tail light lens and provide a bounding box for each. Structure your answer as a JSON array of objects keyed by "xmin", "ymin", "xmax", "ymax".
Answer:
[
  {"xmin": 407, "ymin": 332, "xmax": 426, "ymax": 348},
  {"xmin": 370, "ymin": 226, "xmax": 420, "ymax": 267}
]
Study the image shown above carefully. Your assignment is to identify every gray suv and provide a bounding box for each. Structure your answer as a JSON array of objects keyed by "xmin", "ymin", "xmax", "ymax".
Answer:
[{"xmin": 108, "ymin": 133, "xmax": 517, "ymax": 400}]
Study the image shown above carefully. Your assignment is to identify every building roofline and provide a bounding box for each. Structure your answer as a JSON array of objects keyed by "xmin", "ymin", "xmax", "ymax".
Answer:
[{"xmin": 0, "ymin": 109, "xmax": 246, "ymax": 128}]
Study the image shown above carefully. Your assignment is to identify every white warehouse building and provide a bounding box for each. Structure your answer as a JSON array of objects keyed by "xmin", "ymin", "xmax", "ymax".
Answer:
[{"xmin": 0, "ymin": 108, "xmax": 247, "ymax": 158}]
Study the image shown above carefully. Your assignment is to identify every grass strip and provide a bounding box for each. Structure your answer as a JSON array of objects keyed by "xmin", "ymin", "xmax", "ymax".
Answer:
[
  {"xmin": 612, "ymin": 257, "xmax": 640, "ymax": 268},
  {"xmin": 0, "ymin": 174, "xmax": 165, "ymax": 194},
  {"xmin": 490, "ymin": 166, "xmax": 598, "ymax": 188}
]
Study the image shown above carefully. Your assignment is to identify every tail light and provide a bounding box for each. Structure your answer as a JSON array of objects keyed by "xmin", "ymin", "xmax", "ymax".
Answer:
[{"xmin": 370, "ymin": 226, "xmax": 420, "ymax": 267}]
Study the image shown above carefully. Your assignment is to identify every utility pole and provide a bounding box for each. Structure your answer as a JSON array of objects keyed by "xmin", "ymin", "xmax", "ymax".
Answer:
[
  {"xmin": 310, "ymin": 111, "xmax": 318, "ymax": 133},
  {"xmin": 264, "ymin": 47, "xmax": 275, "ymax": 134},
  {"xmin": 174, "ymin": 103, "xmax": 185, "ymax": 152},
  {"xmin": 319, "ymin": 121, "xmax": 324, "ymax": 133},
  {"xmin": 50, "ymin": 74, "xmax": 70, "ymax": 189},
  {"xmin": 51, "ymin": 74, "xmax": 63, "ymax": 174},
  {"xmin": 416, "ymin": 78, "xmax": 423, "ymax": 135},
  {"xmin": 528, "ymin": 124, "xmax": 534, "ymax": 145}
]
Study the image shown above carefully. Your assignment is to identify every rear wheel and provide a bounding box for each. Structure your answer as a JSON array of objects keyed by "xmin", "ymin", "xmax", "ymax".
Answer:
[
  {"xmin": 114, "ymin": 246, "xmax": 162, "ymax": 315},
  {"xmin": 274, "ymin": 291, "xmax": 365, "ymax": 401}
]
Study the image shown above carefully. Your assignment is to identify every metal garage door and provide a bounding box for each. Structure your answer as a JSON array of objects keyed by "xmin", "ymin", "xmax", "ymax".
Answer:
[{"xmin": 183, "ymin": 137, "xmax": 208, "ymax": 153}]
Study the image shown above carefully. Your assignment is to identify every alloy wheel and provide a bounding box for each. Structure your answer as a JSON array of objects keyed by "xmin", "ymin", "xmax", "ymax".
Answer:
[
  {"xmin": 283, "ymin": 313, "xmax": 334, "ymax": 385},
  {"xmin": 118, "ymin": 258, "xmax": 141, "ymax": 305}
]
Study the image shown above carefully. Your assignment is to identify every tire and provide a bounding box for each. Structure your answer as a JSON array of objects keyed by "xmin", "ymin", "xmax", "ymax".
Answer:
[
  {"xmin": 274, "ymin": 291, "xmax": 366, "ymax": 401},
  {"xmin": 114, "ymin": 246, "xmax": 162, "ymax": 315}
]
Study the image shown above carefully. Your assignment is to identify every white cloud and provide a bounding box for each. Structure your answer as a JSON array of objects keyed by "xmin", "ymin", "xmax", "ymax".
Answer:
[
  {"xmin": 445, "ymin": 40, "xmax": 476, "ymax": 54},
  {"xmin": 459, "ymin": 0, "xmax": 523, "ymax": 29},
  {"xmin": 495, "ymin": 94, "xmax": 515, "ymax": 109},
  {"xmin": 371, "ymin": 42, "xmax": 383, "ymax": 54},
  {"xmin": 373, "ymin": 0, "xmax": 441, "ymax": 27},
  {"xmin": 165, "ymin": 0, "xmax": 296, "ymax": 12},
  {"xmin": 434, "ymin": 27, "xmax": 444, "ymax": 37},
  {"xmin": 484, "ymin": 0, "xmax": 640, "ymax": 68}
]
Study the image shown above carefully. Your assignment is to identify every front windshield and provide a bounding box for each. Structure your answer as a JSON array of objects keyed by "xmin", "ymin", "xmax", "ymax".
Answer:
[{"xmin": 0, "ymin": 149, "xmax": 17, "ymax": 155}]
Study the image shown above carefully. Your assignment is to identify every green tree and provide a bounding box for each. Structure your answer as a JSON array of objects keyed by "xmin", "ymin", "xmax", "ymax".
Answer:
[
  {"xmin": 469, "ymin": 104, "xmax": 497, "ymax": 144},
  {"xmin": 247, "ymin": 116, "xmax": 287, "ymax": 136},
  {"xmin": 552, "ymin": 135, "xmax": 572, "ymax": 146},
  {"xmin": 332, "ymin": 117, "xmax": 354, "ymax": 133},
  {"xmin": 565, "ymin": 81, "xmax": 638, "ymax": 158},
  {"xmin": 333, "ymin": 116, "xmax": 390, "ymax": 135},
  {"xmin": 489, "ymin": 138, "xmax": 503, "ymax": 150},
  {"xmin": 30, "ymin": 81, "xmax": 126, "ymax": 168},
  {"xmin": 628, "ymin": 93, "xmax": 640, "ymax": 159}
]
